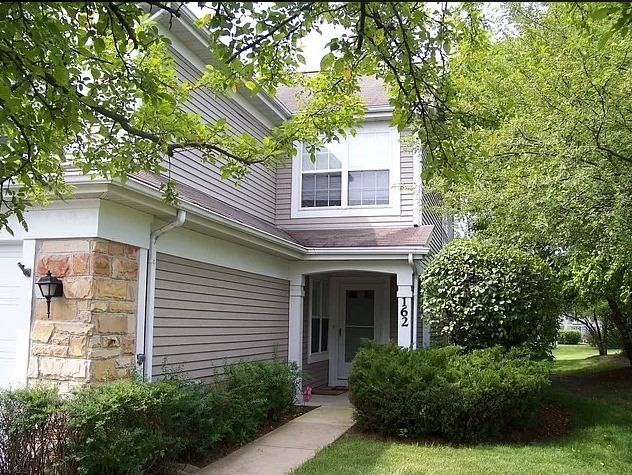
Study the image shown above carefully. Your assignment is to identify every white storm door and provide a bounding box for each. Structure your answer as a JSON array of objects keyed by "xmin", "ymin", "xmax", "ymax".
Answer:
[{"xmin": 337, "ymin": 285, "xmax": 379, "ymax": 381}]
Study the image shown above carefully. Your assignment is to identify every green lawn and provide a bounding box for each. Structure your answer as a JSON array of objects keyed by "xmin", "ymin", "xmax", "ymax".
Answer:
[
  {"xmin": 293, "ymin": 346, "xmax": 632, "ymax": 475},
  {"xmin": 552, "ymin": 344, "xmax": 625, "ymax": 374}
]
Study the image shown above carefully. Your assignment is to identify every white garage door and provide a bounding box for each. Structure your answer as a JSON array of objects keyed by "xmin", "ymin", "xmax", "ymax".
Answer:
[{"xmin": 0, "ymin": 242, "xmax": 24, "ymax": 389}]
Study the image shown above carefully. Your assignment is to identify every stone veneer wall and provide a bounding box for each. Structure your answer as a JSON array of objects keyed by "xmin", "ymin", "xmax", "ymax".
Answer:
[{"xmin": 28, "ymin": 239, "xmax": 140, "ymax": 392}]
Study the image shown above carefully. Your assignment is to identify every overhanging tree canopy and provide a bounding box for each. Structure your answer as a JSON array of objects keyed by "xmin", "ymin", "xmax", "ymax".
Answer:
[
  {"xmin": 431, "ymin": 2, "xmax": 632, "ymax": 364},
  {"xmin": 0, "ymin": 1, "xmax": 484, "ymax": 232}
]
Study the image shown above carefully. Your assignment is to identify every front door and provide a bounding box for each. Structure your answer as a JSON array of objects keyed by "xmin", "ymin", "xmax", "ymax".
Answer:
[{"xmin": 337, "ymin": 285, "xmax": 380, "ymax": 381}]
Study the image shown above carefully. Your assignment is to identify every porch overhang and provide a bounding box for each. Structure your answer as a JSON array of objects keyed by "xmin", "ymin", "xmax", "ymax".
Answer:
[{"xmin": 302, "ymin": 247, "xmax": 429, "ymax": 261}]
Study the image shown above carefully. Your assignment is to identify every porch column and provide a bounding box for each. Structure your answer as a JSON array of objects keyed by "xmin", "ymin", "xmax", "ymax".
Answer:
[
  {"xmin": 396, "ymin": 269, "xmax": 414, "ymax": 348},
  {"xmin": 288, "ymin": 274, "xmax": 305, "ymax": 371}
]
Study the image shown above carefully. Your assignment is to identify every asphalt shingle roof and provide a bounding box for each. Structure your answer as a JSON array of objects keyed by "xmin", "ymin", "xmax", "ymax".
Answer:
[{"xmin": 275, "ymin": 76, "xmax": 392, "ymax": 113}]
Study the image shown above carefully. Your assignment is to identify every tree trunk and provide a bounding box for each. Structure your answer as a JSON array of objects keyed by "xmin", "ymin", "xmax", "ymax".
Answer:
[
  {"xmin": 606, "ymin": 297, "xmax": 632, "ymax": 366},
  {"xmin": 575, "ymin": 311, "xmax": 608, "ymax": 355},
  {"xmin": 593, "ymin": 313, "xmax": 608, "ymax": 356}
]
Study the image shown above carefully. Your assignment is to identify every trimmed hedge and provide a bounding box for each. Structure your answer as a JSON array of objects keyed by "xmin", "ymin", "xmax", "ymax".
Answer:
[
  {"xmin": 349, "ymin": 341, "xmax": 551, "ymax": 442},
  {"xmin": 0, "ymin": 360, "xmax": 301, "ymax": 474},
  {"xmin": 558, "ymin": 329, "xmax": 582, "ymax": 345},
  {"xmin": 421, "ymin": 239, "xmax": 560, "ymax": 359}
]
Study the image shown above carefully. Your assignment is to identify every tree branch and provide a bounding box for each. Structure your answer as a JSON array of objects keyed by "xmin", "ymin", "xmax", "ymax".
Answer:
[{"xmin": 226, "ymin": 2, "xmax": 316, "ymax": 63}]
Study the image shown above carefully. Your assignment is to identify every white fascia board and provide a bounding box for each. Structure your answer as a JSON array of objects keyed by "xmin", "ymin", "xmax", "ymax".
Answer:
[
  {"xmin": 303, "ymin": 247, "xmax": 429, "ymax": 261},
  {"xmin": 365, "ymin": 108, "xmax": 394, "ymax": 116}
]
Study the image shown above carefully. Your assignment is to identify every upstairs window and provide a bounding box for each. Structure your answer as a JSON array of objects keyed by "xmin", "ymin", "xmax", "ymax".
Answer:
[
  {"xmin": 301, "ymin": 144, "xmax": 343, "ymax": 207},
  {"xmin": 299, "ymin": 127, "xmax": 394, "ymax": 209}
]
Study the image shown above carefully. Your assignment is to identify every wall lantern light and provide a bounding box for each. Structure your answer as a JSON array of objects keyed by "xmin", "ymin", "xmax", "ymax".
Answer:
[{"xmin": 36, "ymin": 270, "xmax": 64, "ymax": 318}]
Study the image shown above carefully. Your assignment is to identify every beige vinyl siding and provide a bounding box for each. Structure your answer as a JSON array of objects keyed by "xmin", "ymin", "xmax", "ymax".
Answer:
[
  {"xmin": 275, "ymin": 136, "xmax": 416, "ymax": 229},
  {"xmin": 157, "ymin": 50, "xmax": 277, "ymax": 224},
  {"xmin": 152, "ymin": 253, "xmax": 289, "ymax": 382},
  {"xmin": 302, "ymin": 276, "xmax": 329, "ymax": 388}
]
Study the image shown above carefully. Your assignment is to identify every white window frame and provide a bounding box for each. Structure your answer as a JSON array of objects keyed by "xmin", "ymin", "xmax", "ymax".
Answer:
[
  {"xmin": 291, "ymin": 122, "xmax": 401, "ymax": 218},
  {"xmin": 308, "ymin": 278, "xmax": 330, "ymax": 364}
]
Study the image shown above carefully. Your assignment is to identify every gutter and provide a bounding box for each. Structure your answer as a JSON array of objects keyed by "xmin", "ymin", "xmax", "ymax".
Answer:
[
  {"xmin": 408, "ymin": 253, "xmax": 419, "ymax": 349},
  {"xmin": 141, "ymin": 209, "xmax": 186, "ymax": 380}
]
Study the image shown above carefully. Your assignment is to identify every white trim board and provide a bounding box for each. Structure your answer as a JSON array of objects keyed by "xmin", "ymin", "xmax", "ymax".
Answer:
[{"xmin": 155, "ymin": 226, "xmax": 291, "ymax": 281}]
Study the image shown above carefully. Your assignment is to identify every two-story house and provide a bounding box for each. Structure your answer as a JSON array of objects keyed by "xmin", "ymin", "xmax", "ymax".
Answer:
[{"xmin": 0, "ymin": 6, "xmax": 450, "ymax": 392}]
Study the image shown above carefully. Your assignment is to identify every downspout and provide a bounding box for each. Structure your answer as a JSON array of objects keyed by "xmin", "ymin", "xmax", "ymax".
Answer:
[
  {"xmin": 408, "ymin": 253, "xmax": 419, "ymax": 349},
  {"xmin": 141, "ymin": 209, "xmax": 186, "ymax": 380}
]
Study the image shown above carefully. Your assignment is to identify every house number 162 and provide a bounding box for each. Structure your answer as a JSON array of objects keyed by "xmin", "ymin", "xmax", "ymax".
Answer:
[{"xmin": 400, "ymin": 299, "xmax": 409, "ymax": 327}]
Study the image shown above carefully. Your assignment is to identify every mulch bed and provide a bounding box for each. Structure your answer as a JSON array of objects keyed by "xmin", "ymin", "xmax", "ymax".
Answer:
[{"xmin": 191, "ymin": 405, "xmax": 316, "ymax": 468}]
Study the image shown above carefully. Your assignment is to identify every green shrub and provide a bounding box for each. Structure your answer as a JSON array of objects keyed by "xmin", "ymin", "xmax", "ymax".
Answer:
[
  {"xmin": 63, "ymin": 360, "xmax": 299, "ymax": 473},
  {"xmin": 0, "ymin": 385, "xmax": 74, "ymax": 474},
  {"xmin": 0, "ymin": 360, "xmax": 299, "ymax": 474},
  {"xmin": 349, "ymin": 341, "xmax": 551, "ymax": 442},
  {"xmin": 65, "ymin": 378, "xmax": 189, "ymax": 473},
  {"xmin": 224, "ymin": 361, "xmax": 301, "ymax": 444},
  {"xmin": 558, "ymin": 329, "xmax": 582, "ymax": 345},
  {"xmin": 421, "ymin": 238, "xmax": 560, "ymax": 359}
]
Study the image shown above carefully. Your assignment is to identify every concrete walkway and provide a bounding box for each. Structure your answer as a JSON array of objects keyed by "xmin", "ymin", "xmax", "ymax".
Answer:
[{"xmin": 196, "ymin": 393, "xmax": 353, "ymax": 475}]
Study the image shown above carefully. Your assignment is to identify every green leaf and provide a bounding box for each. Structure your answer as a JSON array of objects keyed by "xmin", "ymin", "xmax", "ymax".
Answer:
[
  {"xmin": 93, "ymin": 37, "xmax": 105, "ymax": 55},
  {"xmin": 319, "ymin": 52, "xmax": 335, "ymax": 71}
]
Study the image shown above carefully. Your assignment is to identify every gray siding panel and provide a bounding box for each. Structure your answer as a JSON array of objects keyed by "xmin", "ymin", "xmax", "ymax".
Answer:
[
  {"xmin": 159, "ymin": 50, "xmax": 277, "ymax": 224},
  {"xmin": 152, "ymin": 253, "xmax": 289, "ymax": 382},
  {"xmin": 422, "ymin": 190, "xmax": 447, "ymax": 255},
  {"xmin": 275, "ymin": 138, "xmax": 417, "ymax": 229}
]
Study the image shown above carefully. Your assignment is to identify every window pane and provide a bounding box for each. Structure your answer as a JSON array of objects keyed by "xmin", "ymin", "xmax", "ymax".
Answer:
[
  {"xmin": 348, "ymin": 171, "xmax": 362, "ymax": 205},
  {"xmin": 322, "ymin": 282, "xmax": 330, "ymax": 317},
  {"xmin": 315, "ymin": 151, "xmax": 329, "ymax": 170},
  {"xmin": 325, "ymin": 141, "xmax": 345, "ymax": 169},
  {"xmin": 311, "ymin": 318, "xmax": 320, "ymax": 354},
  {"xmin": 329, "ymin": 151, "xmax": 342, "ymax": 169},
  {"xmin": 321, "ymin": 318, "xmax": 329, "ymax": 352},
  {"xmin": 377, "ymin": 170, "xmax": 389, "ymax": 188},
  {"xmin": 349, "ymin": 131, "xmax": 391, "ymax": 170},
  {"xmin": 302, "ymin": 173, "xmax": 341, "ymax": 207},
  {"xmin": 312, "ymin": 280, "xmax": 320, "ymax": 316},
  {"xmin": 346, "ymin": 289, "xmax": 374, "ymax": 326},
  {"xmin": 344, "ymin": 326, "xmax": 373, "ymax": 362},
  {"xmin": 302, "ymin": 152, "xmax": 315, "ymax": 171},
  {"xmin": 329, "ymin": 173, "xmax": 341, "ymax": 206},
  {"xmin": 315, "ymin": 175, "xmax": 329, "ymax": 207},
  {"xmin": 348, "ymin": 170, "xmax": 389, "ymax": 206},
  {"xmin": 301, "ymin": 175, "xmax": 315, "ymax": 207}
]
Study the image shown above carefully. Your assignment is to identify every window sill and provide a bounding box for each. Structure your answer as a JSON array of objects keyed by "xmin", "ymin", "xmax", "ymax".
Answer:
[
  {"xmin": 292, "ymin": 204, "xmax": 401, "ymax": 219},
  {"xmin": 307, "ymin": 351, "xmax": 329, "ymax": 364}
]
